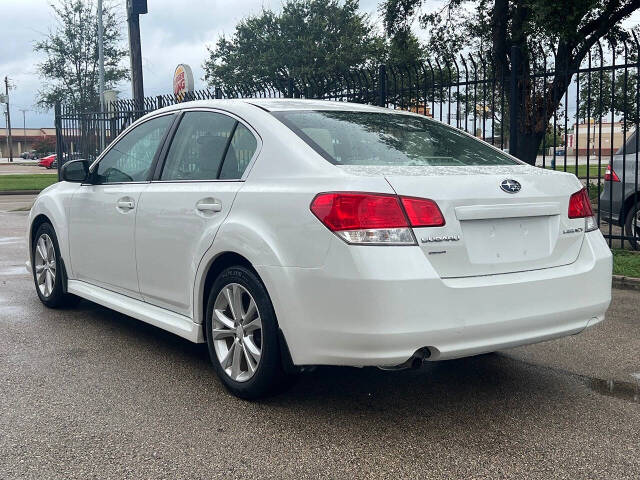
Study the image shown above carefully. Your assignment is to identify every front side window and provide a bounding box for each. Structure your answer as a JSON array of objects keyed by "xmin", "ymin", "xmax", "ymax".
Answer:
[
  {"xmin": 272, "ymin": 110, "xmax": 519, "ymax": 167},
  {"xmin": 94, "ymin": 114, "xmax": 174, "ymax": 184}
]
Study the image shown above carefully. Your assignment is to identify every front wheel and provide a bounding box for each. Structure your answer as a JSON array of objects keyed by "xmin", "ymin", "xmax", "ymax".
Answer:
[
  {"xmin": 205, "ymin": 266, "xmax": 293, "ymax": 399},
  {"xmin": 625, "ymin": 201, "xmax": 640, "ymax": 250},
  {"xmin": 32, "ymin": 223, "xmax": 78, "ymax": 308}
]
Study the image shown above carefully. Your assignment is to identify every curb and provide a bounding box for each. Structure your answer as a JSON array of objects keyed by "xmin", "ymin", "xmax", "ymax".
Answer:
[
  {"xmin": 0, "ymin": 190, "xmax": 41, "ymax": 195},
  {"xmin": 612, "ymin": 275, "xmax": 640, "ymax": 292}
]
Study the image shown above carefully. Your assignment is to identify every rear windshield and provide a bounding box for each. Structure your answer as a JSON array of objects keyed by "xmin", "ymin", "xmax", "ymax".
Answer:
[{"xmin": 272, "ymin": 110, "xmax": 518, "ymax": 166}]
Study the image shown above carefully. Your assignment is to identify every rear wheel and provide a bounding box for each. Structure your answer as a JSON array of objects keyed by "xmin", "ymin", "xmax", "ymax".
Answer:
[
  {"xmin": 205, "ymin": 265, "xmax": 292, "ymax": 399},
  {"xmin": 625, "ymin": 201, "xmax": 640, "ymax": 250},
  {"xmin": 32, "ymin": 223, "xmax": 78, "ymax": 308}
]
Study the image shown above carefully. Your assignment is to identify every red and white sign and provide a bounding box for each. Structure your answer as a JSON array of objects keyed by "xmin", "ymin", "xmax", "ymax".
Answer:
[{"xmin": 173, "ymin": 64, "xmax": 194, "ymax": 102}]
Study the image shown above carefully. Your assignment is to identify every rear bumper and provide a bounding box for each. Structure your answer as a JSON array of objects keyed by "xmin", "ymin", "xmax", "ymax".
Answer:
[{"xmin": 259, "ymin": 231, "xmax": 612, "ymax": 367}]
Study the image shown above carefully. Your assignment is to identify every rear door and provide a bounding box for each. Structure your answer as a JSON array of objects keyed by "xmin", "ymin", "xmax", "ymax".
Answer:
[{"xmin": 135, "ymin": 110, "xmax": 260, "ymax": 316}]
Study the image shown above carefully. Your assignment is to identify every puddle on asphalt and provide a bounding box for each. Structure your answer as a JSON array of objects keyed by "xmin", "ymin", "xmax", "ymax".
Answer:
[
  {"xmin": 0, "ymin": 237, "xmax": 22, "ymax": 245},
  {"xmin": 0, "ymin": 305, "xmax": 29, "ymax": 320},
  {"xmin": 0, "ymin": 265, "xmax": 27, "ymax": 276},
  {"xmin": 589, "ymin": 378, "xmax": 640, "ymax": 404}
]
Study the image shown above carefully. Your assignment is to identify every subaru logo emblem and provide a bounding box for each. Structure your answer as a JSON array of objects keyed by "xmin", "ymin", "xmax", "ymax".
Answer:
[{"xmin": 500, "ymin": 179, "xmax": 521, "ymax": 194}]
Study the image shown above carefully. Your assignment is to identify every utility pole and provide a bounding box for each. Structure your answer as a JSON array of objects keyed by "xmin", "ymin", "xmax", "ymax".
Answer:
[
  {"xmin": 126, "ymin": 0, "xmax": 147, "ymax": 106},
  {"xmin": 97, "ymin": 0, "xmax": 106, "ymax": 149},
  {"xmin": 19, "ymin": 108, "xmax": 30, "ymax": 155},
  {"xmin": 4, "ymin": 76, "xmax": 13, "ymax": 162}
]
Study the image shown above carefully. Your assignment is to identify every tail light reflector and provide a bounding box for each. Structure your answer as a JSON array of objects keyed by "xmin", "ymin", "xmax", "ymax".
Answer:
[
  {"xmin": 310, "ymin": 192, "xmax": 445, "ymax": 245},
  {"xmin": 604, "ymin": 164, "xmax": 620, "ymax": 182},
  {"xmin": 568, "ymin": 187, "xmax": 597, "ymax": 232}
]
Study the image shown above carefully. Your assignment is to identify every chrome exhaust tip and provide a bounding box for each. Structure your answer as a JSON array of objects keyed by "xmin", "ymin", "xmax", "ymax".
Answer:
[{"xmin": 378, "ymin": 347, "xmax": 431, "ymax": 371}]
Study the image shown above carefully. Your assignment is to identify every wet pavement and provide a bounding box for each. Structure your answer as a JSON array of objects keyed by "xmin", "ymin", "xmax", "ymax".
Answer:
[{"xmin": 1, "ymin": 196, "xmax": 639, "ymax": 479}]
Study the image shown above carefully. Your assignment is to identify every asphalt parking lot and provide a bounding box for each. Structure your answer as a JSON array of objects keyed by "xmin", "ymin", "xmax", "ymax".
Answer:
[{"xmin": 1, "ymin": 196, "xmax": 639, "ymax": 479}]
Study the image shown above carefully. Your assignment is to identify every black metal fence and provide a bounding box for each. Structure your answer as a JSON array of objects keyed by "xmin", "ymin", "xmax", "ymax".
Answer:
[{"xmin": 56, "ymin": 39, "xmax": 640, "ymax": 249}]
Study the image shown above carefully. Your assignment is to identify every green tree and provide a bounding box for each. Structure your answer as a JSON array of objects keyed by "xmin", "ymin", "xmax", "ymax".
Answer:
[
  {"xmin": 578, "ymin": 46, "xmax": 640, "ymax": 128},
  {"xmin": 382, "ymin": 0, "xmax": 640, "ymax": 164},
  {"xmin": 35, "ymin": 0, "xmax": 128, "ymax": 111},
  {"xmin": 204, "ymin": 0, "xmax": 390, "ymax": 96}
]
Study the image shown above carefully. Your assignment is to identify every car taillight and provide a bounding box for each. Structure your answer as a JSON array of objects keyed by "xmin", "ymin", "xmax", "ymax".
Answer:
[
  {"xmin": 310, "ymin": 192, "xmax": 444, "ymax": 245},
  {"xmin": 604, "ymin": 164, "xmax": 620, "ymax": 182},
  {"xmin": 400, "ymin": 196, "xmax": 445, "ymax": 227},
  {"xmin": 568, "ymin": 187, "xmax": 597, "ymax": 232}
]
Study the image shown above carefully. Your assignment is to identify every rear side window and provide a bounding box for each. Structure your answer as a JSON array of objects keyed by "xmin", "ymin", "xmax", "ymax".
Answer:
[
  {"xmin": 617, "ymin": 131, "xmax": 637, "ymax": 155},
  {"xmin": 161, "ymin": 112, "xmax": 258, "ymax": 181},
  {"xmin": 272, "ymin": 110, "xmax": 518, "ymax": 166},
  {"xmin": 161, "ymin": 112, "xmax": 236, "ymax": 181},
  {"xmin": 219, "ymin": 123, "xmax": 258, "ymax": 179}
]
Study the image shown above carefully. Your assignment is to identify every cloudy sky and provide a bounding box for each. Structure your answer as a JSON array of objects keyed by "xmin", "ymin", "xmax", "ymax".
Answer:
[
  {"xmin": 1, "ymin": 0, "xmax": 639, "ymax": 128},
  {"xmin": 0, "ymin": 0, "xmax": 386, "ymax": 128}
]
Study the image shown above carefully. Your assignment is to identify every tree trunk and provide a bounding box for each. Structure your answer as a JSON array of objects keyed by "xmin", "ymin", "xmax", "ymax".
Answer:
[{"xmin": 514, "ymin": 130, "xmax": 545, "ymax": 165}]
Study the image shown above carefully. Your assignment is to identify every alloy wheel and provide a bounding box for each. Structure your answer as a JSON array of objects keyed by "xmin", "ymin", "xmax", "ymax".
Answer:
[
  {"xmin": 212, "ymin": 283, "xmax": 263, "ymax": 382},
  {"xmin": 34, "ymin": 233, "xmax": 56, "ymax": 297}
]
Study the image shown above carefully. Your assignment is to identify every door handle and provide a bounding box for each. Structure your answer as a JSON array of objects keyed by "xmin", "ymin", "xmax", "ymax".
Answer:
[
  {"xmin": 117, "ymin": 198, "xmax": 135, "ymax": 210},
  {"xmin": 196, "ymin": 200, "xmax": 223, "ymax": 213}
]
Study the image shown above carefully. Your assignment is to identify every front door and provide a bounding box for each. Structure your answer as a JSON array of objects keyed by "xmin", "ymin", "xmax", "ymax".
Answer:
[
  {"xmin": 68, "ymin": 114, "xmax": 175, "ymax": 298},
  {"xmin": 135, "ymin": 110, "xmax": 259, "ymax": 316}
]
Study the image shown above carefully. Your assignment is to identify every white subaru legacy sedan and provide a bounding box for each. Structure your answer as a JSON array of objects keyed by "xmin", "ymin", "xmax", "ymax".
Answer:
[{"xmin": 27, "ymin": 99, "xmax": 612, "ymax": 398}]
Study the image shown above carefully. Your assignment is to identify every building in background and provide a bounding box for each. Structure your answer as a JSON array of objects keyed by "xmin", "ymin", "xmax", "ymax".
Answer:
[
  {"xmin": 0, "ymin": 127, "xmax": 56, "ymax": 157},
  {"xmin": 566, "ymin": 119, "xmax": 635, "ymax": 156}
]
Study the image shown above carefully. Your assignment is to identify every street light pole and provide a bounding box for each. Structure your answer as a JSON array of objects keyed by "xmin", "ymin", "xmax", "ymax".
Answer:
[
  {"xmin": 126, "ymin": 0, "xmax": 147, "ymax": 107},
  {"xmin": 19, "ymin": 108, "xmax": 29, "ymax": 155},
  {"xmin": 4, "ymin": 76, "xmax": 13, "ymax": 162}
]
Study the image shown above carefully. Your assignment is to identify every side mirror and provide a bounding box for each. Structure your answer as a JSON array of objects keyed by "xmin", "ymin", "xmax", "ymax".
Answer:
[{"xmin": 61, "ymin": 159, "xmax": 90, "ymax": 183}]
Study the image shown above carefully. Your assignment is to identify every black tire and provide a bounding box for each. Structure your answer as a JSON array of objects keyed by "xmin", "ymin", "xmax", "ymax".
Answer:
[
  {"xmin": 205, "ymin": 265, "xmax": 292, "ymax": 399},
  {"xmin": 625, "ymin": 201, "xmax": 640, "ymax": 250},
  {"xmin": 32, "ymin": 223, "xmax": 79, "ymax": 308}
]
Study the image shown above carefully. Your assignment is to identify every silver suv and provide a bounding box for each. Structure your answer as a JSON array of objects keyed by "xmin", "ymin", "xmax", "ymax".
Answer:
[{"xmin": 599, "ymin": 132, "xmax": 640, "ymax": 249}]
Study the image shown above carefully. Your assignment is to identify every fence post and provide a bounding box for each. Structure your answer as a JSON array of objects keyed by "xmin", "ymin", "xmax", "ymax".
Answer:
[
  {"xmin": 509, "ymin": 45, "xmax": 520, "ymax": 157},
  {"xmin": 378, "ymin": 64, "xmax": 387, "ymax": 107},
  {"xmin": 157, "ymin": 95, "xmax": 164, "ymax": 109},
  {"xmin": 215, "ymin": 86, "xmax": 222, "ymax": 99},
  {"xmin": 287, "ymin": 78, "xmax": 294, "ymax": 98},
  {"xmin": 54, "ymin": 102, "xmax": 63, "ymax": 181}
]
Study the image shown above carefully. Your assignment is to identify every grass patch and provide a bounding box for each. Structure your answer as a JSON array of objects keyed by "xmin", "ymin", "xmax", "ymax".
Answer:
[
  {"xmin": 0, "ymin": 174, "xmax": 58, "ymax": 192},
  {"xmin": 544, "ymin": 164, "xmax": 605, "ymax": 179},
  {"xmin": 612, "ymin": 248, "xmax": 640, "ymax": 278}
]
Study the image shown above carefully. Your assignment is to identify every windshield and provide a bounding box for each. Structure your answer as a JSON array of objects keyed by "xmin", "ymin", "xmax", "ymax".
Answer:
[{"xmin": 272, "ymin": 110, "xmax": 519, "ymax": 167}]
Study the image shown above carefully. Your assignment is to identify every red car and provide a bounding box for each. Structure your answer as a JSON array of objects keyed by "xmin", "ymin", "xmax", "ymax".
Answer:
[{"xmin": 38, "ymin": 154, "xmax": 56, "ymax": 169}]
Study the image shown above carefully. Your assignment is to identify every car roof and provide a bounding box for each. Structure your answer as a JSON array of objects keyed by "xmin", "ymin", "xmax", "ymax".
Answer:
[{"xmin": 153, "ymin": 98, "xmax": 392, "ymax": 115}]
